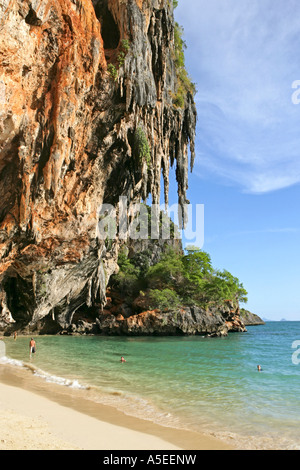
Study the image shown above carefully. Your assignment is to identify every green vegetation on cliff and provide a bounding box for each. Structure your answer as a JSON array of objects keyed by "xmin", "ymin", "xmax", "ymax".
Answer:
[
  {"xmin": 133, "ymin": 126, "xmax": 151, "ymax": 168},
  {"xmin": 172, "ymin": 3, "xmax": 197, "ymax": 108}
]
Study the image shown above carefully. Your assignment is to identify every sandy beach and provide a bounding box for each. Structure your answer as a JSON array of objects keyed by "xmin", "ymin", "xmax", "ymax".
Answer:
[
  {"xmin": 0, "ymin": 380, "xmax": 180, "ymax": 450},
  {"xmin": 0, "ymin": 364, "xmax": 233, "ymax": 451}
]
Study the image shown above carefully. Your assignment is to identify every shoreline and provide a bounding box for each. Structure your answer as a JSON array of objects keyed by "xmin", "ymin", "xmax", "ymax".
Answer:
[{"xmin": 0, "ymin": 362, "xmax": 234, "ymax": 450}]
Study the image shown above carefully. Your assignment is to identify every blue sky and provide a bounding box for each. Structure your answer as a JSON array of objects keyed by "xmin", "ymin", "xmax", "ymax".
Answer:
[{"xmin": 171, "ymin": 0, "xmax": 300, "ymax": 320}]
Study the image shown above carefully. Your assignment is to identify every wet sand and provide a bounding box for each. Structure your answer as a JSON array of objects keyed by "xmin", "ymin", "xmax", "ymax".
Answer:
[{"xmin": 0, "ymin": 363, "xmax": 234, "ymax": 450}]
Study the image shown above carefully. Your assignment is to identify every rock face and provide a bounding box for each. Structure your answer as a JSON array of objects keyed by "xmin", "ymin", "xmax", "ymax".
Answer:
[
  {"xmin": 240, "ymin": 308, "xmax": 265, "ymax": 326},
  {"xmin": 0, "ymin": 0, "xmax": 197, "ymax": 334},
  {"xmin": 53, "ymin": 291, "xmax": 246, "ymax": 337},
  {"xmin": 95, "ymin": 298, "xmax": 246, "ymax": 337}
]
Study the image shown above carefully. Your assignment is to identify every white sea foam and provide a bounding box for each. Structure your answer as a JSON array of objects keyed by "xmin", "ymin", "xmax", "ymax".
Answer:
[
  {"xmin": 0, "ymin": 355, "xmax": 24, "ymax": 368},
  {"xmin": 32, "ymin": 368, "xmax": 87, "ymax": 389},
  {"xmin": 0, "ymin": 353, "xmax": 87, "ymax": 390}
]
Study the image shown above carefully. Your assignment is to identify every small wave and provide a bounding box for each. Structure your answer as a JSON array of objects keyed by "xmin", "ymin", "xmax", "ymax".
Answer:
[
  {"xmin": 0, "ymin": 355, "xmax": 24, "ymax": 368},
  {"xmin": 31, "ymin": 368, "xmax": 88, "ymax": 390},
  {"xmin": 84, "ymin": 384, "xmax": 185, "ymax": 432},
  {"xmin": 0, "ymin": 354, "xmax": 88, "ymax": 390}
]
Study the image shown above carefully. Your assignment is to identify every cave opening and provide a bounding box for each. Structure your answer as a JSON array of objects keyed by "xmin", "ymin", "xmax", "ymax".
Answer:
[
  {"xmin": 25, "ymin": 6, "xmax": 42, "ymax": 26},
  {"xmin": 93, "ymin": 0, "xmax": 120, "ymax": 51},
  {"xmin": 2, "ymin": 275, "xmax": 34, "ymax": 325}
]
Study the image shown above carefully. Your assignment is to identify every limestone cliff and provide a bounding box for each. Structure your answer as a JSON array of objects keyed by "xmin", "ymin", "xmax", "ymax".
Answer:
[{"xmin": 0, "ymin": 0, "xmax": 196, "ymax": 333}]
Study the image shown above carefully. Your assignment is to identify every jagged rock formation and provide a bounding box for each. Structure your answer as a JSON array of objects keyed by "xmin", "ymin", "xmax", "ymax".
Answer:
[
  {"xmin": 93, "ymin": 295, "xmax": 246, "ymax": 337},
  {"xmin": 0, "ymin": 0, "xmax": 196, "ymax": 334},
  {"xmin": 240, "ymin": 308, "xmax": 265, "ymax": 326},
  {"xmin": 45, "ymin": 290, "xmax": 246, "ymax": 337}
]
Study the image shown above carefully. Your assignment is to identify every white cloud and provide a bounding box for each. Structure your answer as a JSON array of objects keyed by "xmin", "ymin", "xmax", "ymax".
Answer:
[{"xmin": 176, "ymin": 0, "xmax": 300, "ymax": 193}]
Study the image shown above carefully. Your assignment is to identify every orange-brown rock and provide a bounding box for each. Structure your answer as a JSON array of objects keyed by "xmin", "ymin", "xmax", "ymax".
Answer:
[{"xmin": 0, "ymin": 0, "xmax": 196, "ymax": 334}]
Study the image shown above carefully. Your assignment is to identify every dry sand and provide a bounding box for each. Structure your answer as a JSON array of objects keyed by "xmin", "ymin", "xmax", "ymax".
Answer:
[
  {"xmin": 0, "ymin": 381, "xmax": 181, "ymax": 450},
  {"xmin": 0, "ymin": 364, "xmax": 234, "ymax": 451}
]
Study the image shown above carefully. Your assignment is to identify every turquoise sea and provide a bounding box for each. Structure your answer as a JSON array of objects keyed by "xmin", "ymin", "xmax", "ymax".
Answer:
[{"xmin": 1, "ymin": 321, "xmax": 300, "ymax": 450}]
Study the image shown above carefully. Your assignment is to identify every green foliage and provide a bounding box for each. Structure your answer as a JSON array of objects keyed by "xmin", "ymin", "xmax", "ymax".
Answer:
[
  {"xmin": 183, "ymin": 247, "xmax": 213, "ymax": 282},
  {"xmin": 107, "ymin": 39, "xmax": 130, "ymax": 82},
  {"xmin": 149, "ymin": 288, "xmax": 181, "ymax": 310},
  {"xmin": 213, "ymin": 270, "xmax": 248, "ymax": 303},
  {"xmin": 174, "ymin": 22, "xmax": 186, "ymax": 68},
  {"xmin": 173, "ymin": 23, "xmax": 197, "ymax": 108},
  {"xmin": 133, "ymin": 127, "xmax": 151, "ymax": 168},
  {"xmin": 173, "ymin": 0, "xmax": 179, "ymax": 8},
  {"xmin": 118, "ymin": 40, "xmax": 130, "ymax": 66},
  {"xmin": 107, "ymin": 63, "xmax": 118, "ymax": 82},
  {"xmin": 111, "ymin": 246, "xmax": 144, "ymax": 296},
  {"xmin": 121, "ymin": 39, "xmax": 130, "ymax": 53},
  {"xmin": 131, "ymin": 249, "xmax": 152, "ymax": 278},
  {"xmin": 112, "ymin": 243, "xmax": 248, "ymax": 311},
  {"xmin": 117, "ymin": 51, "xmax": 126, "ymax": 66},
  {"xmin": 173, "ymin": 86, "xmax": 185, "ymax": 108},
  {"xmin": 146, "ymin": 248, "xmax": 185, "ymax": 289}
]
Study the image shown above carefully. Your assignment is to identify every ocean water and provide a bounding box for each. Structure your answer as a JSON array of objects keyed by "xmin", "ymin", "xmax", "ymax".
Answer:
[{"xmin": 1, "ymin": 322, "xmax": 300, "ymax": 450}]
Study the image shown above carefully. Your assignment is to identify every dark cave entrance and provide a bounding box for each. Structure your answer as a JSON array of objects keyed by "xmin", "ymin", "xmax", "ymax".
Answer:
[
  {"xmin": 93, "ymin": 0, "xmax": 120, "ymax": 51},
  {"xmin": 2, "ymin": 275, "xmax": 34, "ymax": 326}
]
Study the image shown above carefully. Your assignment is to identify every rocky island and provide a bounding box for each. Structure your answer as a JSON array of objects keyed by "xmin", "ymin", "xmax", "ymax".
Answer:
[{"xmin": 240, "ymin": 308, "xmax": 265, "ymax": 326}]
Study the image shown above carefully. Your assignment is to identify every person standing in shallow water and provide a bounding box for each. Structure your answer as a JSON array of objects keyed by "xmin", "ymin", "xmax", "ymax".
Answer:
[
  {"xmin": 120, "ymin": 356, "xmax": 126, "ymax": 363},
  {"xmin": 29, "ymin": 338, "xmax": 36, "ymax": 359}
]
